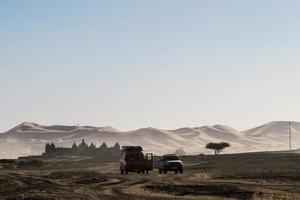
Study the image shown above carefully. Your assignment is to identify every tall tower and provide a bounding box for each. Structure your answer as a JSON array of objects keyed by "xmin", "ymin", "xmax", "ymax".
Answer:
[{"xmin": 289, "ymin": 121, "xmax": 292, "ymax": 152}]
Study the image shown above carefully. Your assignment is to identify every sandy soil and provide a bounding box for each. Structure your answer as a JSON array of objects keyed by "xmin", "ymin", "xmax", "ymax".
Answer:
[{"xmin": 1, "ymin": 153, "xmax": 300, "ymax": 200}]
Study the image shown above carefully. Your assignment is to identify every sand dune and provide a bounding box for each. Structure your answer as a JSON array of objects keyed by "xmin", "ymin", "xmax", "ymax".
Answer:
[
  {"xmin": 243, "ymin": 121, "xmax": 300, "ymax": 151},
  {"xmin": 0, "ymin": 121, "xmax": 298, "ymax": 158}
]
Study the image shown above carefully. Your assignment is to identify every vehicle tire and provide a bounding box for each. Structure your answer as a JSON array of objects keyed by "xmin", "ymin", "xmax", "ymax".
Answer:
[
  {"xmin": 121, "ymin": 170, "xmax": 124, "ymax": 175},
  {"xmin": 175, "ymin": 170, "xmax": 178, "ymax": 174},
  {"xmin": 164, "ymin": 170, "xmax": 167, "ymax": 174},
  {"xmin": 179, "ymin": 168, "xmax": 183, "ymax": 174},
  {"xmin": 159, "ymin": 169, "xmax": 162, "ymax": 174},
  {"xmin": 137, "ymin": 171, "xmax": 140, "ymax": 174},
  {"xmin": 125, "ymin": 170, "xmax": 128, "ymax": 174},
  {"xmin": 146, "ymin": 170, "xmax": 149, "ymax": 174}
]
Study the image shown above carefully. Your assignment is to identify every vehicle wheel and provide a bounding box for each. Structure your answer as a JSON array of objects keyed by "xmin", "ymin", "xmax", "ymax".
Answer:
[
  {"xmin": 164, "ymin": 170, "xmax": 167, "ymax": 174},
  {"xmin": 175, "ymin": 170, "xmax": 178, "ymax": 174},
  {"xmin": 120, "ymin": 170, "xmax": 124, "ymax": 175},
  {"xmin": 146, "ymin": 170, "xmax": 149, "ymax": 174},
  {"xmin": 179, "ymin": 169, "xmax": 183, "ymax": 174},
  {"xmin": 125, "ymin": 170, "xmax": 128, "ymax": 174},
  {"xmin": 137, "ymin": 171, "xmax": 140, "ymax": 174},
  {"xmin": 159, "ymin": 169, "xmax": 162, "ymax": 174}
]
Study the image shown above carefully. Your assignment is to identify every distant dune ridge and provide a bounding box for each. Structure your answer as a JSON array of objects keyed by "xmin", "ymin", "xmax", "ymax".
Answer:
[{"xmin": 0, "ymin": 121, "xmax": 298, "ymax": 159}]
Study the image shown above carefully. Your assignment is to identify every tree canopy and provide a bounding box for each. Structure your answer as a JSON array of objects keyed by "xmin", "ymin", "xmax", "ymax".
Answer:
[{"xmin": 205, "ymin": 142, "xmax": 230, "ymax": 155}]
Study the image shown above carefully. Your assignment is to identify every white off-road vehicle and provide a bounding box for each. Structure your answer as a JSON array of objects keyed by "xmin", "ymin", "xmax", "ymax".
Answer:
[{"xmin": 155, "ymin": 154, "xmax": 183, "ymax": 174}]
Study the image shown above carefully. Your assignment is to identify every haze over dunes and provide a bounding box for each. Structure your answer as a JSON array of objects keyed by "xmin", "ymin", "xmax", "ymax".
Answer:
[{"xmin": 0, "ymin": 121, "xmax": 298, "ymax": 159}]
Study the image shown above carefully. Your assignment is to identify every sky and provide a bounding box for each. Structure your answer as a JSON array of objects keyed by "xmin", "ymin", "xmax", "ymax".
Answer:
[{"xmin": 1, "ymin": 0, "xmax": 300, "ymax": 132}]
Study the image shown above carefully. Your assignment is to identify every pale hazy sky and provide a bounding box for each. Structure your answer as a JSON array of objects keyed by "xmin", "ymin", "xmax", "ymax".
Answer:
[{"xmin": 1, "ymin": 0, "xmax": 300, "ymax": 132}]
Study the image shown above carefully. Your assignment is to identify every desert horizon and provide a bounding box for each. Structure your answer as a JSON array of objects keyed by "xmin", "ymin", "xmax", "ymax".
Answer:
[{"xmin": 0, "ymin": 120, "xmax": 298, "ymax": 159}]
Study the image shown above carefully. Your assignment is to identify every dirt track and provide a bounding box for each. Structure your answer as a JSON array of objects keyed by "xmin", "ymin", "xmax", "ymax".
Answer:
[
  {"xmin": 0, "ymin": 152, "xmax": 300, "ymax": 200},
  {"xmin": 1, "ymin": 162, "xmax": 300, "ymax": 200}
]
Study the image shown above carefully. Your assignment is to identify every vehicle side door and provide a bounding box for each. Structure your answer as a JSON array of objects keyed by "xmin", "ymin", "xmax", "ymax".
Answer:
[{"xmin": 144, "ymin": 153, "xmax": 153, "ymax": 170}]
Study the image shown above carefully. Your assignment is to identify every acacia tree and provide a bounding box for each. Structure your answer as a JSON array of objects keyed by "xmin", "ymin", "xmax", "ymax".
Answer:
[{"xmin": 205, "ymin": 142, "xmax": 230, "ymax": 155}]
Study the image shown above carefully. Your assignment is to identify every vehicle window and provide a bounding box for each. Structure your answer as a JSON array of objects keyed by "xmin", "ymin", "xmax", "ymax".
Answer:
[
  {"xmin": 163, "ymin": 156, "xmax": 179, "ymax": 160},
  {"xmin": 125, "ymin": 152, "xmax": 143, "ymax": 161},
  {"xmin": 145, "ymin": 154, "xmax": 153, "ymax": 160}
]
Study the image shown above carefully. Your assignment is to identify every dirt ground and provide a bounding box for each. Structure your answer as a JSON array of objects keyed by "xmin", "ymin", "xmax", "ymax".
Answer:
[{"xmin": 1, "ymin": 152, "xmax": 300, "ymax": 200}]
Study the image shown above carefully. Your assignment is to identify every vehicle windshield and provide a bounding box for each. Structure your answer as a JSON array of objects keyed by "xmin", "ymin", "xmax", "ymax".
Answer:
[{"xmin": 163, "ymin": 155, "xmax": 179, "ymax": 161}]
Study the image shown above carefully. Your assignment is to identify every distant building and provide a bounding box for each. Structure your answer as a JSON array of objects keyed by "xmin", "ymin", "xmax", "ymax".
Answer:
[{"xmin": 43, "ymin": 139, "xmax": 121, "ymax": 158}]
